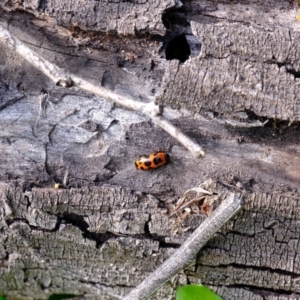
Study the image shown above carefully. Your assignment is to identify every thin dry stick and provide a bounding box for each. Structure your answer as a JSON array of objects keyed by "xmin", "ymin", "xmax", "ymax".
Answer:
[
  {"xmin": 0, "ymin": 25, "xmax": 205, "ymax": 158},
  {"xmin": 71, "ymin": 75, "xmax": 205, "ymax": 157},
  {"xmin": 123, "ymin": 193, "xmax": 243, "ymax": 300}
]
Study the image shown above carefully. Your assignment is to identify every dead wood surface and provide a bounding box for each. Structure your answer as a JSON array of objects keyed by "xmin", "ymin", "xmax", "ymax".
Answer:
[{"xmin": 0, "ymin": 1, "xmax": 300, "ymax": 299}]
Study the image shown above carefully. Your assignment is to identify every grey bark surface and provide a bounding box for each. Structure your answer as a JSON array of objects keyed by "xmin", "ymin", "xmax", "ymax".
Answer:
[
  {"xmin": 159, "ymin": 21, "xmax": 300, "ymax": 121},
  {"xmin": 0, "ymin": 0, "xmax": 300, "ymax": 299}
]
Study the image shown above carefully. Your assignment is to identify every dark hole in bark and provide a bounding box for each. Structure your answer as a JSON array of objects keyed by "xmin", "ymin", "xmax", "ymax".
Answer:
[
  {"xmin": 165, "ymin": 33, "xmax": 191, "ymax": 63},
  {"xmin": 59, "ymin": 213, "xmax": 89, "ymax": 231},
  {"xmin": 286, "ymin": 66, "xmax": 300, "ymax": 78}
]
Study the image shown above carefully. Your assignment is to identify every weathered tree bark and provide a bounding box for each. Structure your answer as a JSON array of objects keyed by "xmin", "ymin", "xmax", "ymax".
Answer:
[{"xmin": 0, "ymin": 0, "xmax": 300, "ymax": 299}]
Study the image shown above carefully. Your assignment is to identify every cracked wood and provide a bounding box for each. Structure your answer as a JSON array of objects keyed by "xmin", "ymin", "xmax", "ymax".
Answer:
[{"xmin": 0, "ymin": 1, "xmax": 300, "ymax": 300}]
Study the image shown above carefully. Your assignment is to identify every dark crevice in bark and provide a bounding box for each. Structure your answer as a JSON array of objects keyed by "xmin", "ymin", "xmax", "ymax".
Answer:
[
  {"xmin": 0, "ymin": 252, "xmax": 9, "ymax": 268},
  {"xmin": 159, "ymin": 240, "xmax": 181, "ymax": 248},
  {"xmin": 79, "ymin": 278, "xmax": 135, "ymax": 289},
  {"xmin": 226, "ymin": 230, "xmax": 256, "ymax": 238},
  {"xmin": 264, "ymin": 59, "xmax": 288, "ymax": 68},
  {"xmin": 161, "ymin": 3, "xmax": 201, "ymax": 61},
  {"xmin": 197, "ymin": 262, "xmax": 300, "ymax": 278},
  {"xmin": 144, "ymin": 215, "xmax": 180, "ymax": 248},
  {"xmin": 37, "ymin": 212, "xmax": 180, "ymax": 249},
  {"xmin": 223, "ymin": 284, "xmax": 300, "ymax": 296},
  {"xmin": 219, "ymin": 108, "xmax": 300, "ymax": 138},
  {"xmin": 55, "ymin": 213, "xmax": 116, "ymax": 247},
  {"xmin": 243, "ymin": 109, "xmax": 269, "ymax": 123},
  {"xmin": 1, "ymin": 2, "xmax": 300, "ymax": 299},
  {"xmin": 162, "ymin": 6, "xmax": 190, "ymax": 32},
  {"xmin": 0, "ymin": 94, "xmax": 25, "ymax": 112},
  {"xmin": 93, "ymin": 170, "xmax": 116, "ymax": 184},
  {"xmin": 256, "ymin": 118, "xmax": 300, "ymax": 133},
  {"xmin": 57, "ymin": 213, "xmax": 89, "ymax": 231},
  {"xmin": 84, "ymin": 231, "xmax": 118, "ymax": 248},
  {"xmin": 286, "ymin": 66, "xmax": 300, "ymax": 79},
  {"xmin": 264, "ymin": 57, "xmax": 300, "ymax": 78},
  {"xmin": 53, "ymin": 212, "xmax": 120, "ymax": 247},
  {"xmin": 5, "ymin": 218, "xmax": 26, "ymax": 227},
  {"xmin": 24, "ymin": 195, "xmax": 31, "ymax": 209},
  {"xmin": 0, "ymin": 7, "xmax": 162, "ymax": 69},
  {"xmin": 226, "ymin": 121, "xmax": 300, "ymax": 147},
  {"xmin": 144, "ymin": 216, "xmax": 151, "ymax": 236}
]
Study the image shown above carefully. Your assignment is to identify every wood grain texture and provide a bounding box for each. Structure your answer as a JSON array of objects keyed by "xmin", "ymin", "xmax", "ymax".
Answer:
[
  {"xmin": 0, "ymin": 184, "xmax": 176, "ymax": 299},
  {"xmin": 0, "ymin": 0, "xmax": 300, "ymax": 299},
  {"xmin": 1, "ymin": 0, "xmax": 180, "ymax": 35},
  {"xmin": 159, "ymin": 20, "xmax": 300, "ymax": 120},
  {"xmin": 1, "ymin": 182, "xmax": 300, "ymax": 299}
]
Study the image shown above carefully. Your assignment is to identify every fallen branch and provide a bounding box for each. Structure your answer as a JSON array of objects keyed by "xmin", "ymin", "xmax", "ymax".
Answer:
[
  {"xmin": 0, "ymin": 25, "xmax": 205, "ymax": 158},
  {"xmin": 123, "ymin": 193, "xmax": 243, "ymax": 300}
]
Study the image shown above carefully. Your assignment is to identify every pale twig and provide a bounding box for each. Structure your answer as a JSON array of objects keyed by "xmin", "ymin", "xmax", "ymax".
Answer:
[
  {"xmin": 123, "ymin": 193, "xmax": 243, "ymax": 300},
  {"xmin": 0, "ymin": 25, "xmax": 205, "ymax": 158}
]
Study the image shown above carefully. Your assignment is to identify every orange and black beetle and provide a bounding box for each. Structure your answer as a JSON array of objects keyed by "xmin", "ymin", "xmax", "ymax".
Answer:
[{"xmin": 135, "ymin": 151, "xmax": 169, "ymax": 170}]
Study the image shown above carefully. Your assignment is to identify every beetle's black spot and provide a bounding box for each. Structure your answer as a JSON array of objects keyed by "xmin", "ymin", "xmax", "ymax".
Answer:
[
  {"xmin": 140, "ymin": 166, "xmax": 145, "ymax": 170},
  {"xmin": 145, "ymin": 161, "xmax": 152, "ymax": 167},
  {"xmin": 153, "ymin": 157, "xmax": 162, "ymax": 165}
]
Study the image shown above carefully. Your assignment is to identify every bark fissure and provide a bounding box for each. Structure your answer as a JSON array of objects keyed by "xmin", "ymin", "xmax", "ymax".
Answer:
[
  {"xmin": 224, "ymin": 284, "xmax": 299, "ymax": 296},
  {"xmin": 197, "ymin": 263, "xmax": 300, "ymax": 278},
  {"xmin": 0, "ymin": 1, "xmax": 300, "ymax": 299}
]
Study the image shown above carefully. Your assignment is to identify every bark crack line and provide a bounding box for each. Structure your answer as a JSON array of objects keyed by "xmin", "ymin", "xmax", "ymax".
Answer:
[
  {"xmin": 209, "ymin": 283, "xmax": 299, "ymax": 299},
  {"xmin": 222, "ymin": 283, "xmax": 299, "ymax": 296},
  {"xmin": 20, "ymin": 211, "xmax": 180, "ymax": 249},
  {"xmin": 197, "ymin": 262, "xmax": 300, "ymax": 278},
  {"xmin": 144, "ymin": 214, "xmax": 180, "ymax": 249},
  {"xmin": 79, "ymin": 279, "xmax": 135, "ymax": 289},
  {"xmin": 0, "ymin": 94, "xmax": 25, "ymax": 112},
  {"xmin": 22, "ymin": 39, "xmax": 109, "ymax": 64}
]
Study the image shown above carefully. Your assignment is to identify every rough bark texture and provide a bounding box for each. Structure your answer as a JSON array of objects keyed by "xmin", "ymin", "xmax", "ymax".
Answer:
[
  {"xmin": 0, "ymin": 0, "xmax": 300, "ymax": 299},
  {"xmin": 159, "ymin": 21, "xmax": 300, "ymax": 121}
]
